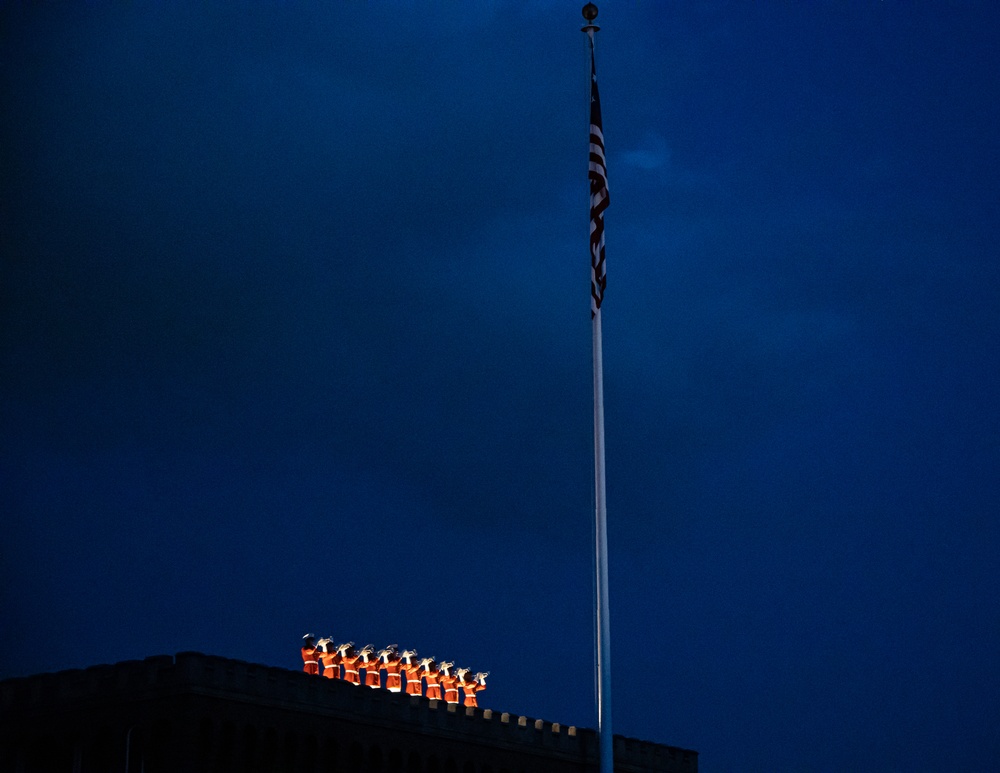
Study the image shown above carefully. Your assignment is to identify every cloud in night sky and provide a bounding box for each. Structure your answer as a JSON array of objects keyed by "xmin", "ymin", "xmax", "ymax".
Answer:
[{"xmin": 3, "ymin": 3, "xmax": 999, "ymax": 771}]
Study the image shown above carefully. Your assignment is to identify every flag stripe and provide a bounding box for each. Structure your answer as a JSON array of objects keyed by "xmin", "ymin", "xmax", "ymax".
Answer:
[{"xmin": 588, "ymin": 46, "xmax": 609, "ymax": 318}]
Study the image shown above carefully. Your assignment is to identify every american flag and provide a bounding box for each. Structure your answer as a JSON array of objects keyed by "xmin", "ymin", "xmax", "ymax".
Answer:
[{"xmin": 588, "ymin": 43, "xmax": 609, "ymax": 318}]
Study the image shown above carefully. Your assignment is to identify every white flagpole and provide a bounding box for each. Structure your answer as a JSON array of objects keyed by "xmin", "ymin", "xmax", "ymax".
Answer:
[
  {"xmin": 582, "ymin": 5, "xmax": 613, "ymax": 773},
  {"xmin": 593, "ymin": 305, "xmax": 614, "ymax": 773}
]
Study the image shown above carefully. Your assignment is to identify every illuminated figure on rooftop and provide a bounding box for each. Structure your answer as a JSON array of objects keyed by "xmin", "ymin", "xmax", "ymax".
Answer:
[
  {"xmin": 400, "ymin": 649, "xmax": 422, "ymax": 696},
  {"xmin": 318, "ymin": 637, "xmax": 340, "ymax": 679},
  {"xmin": 297, "ymin": 635, "xmax": 487, "ymax": 709},
  {"xmin": 359, "ymin": 645, "xmax": 380, "ymax": 688},
  {"xmin": 339, "ymin": 642, "xmax": 361, "ymax": 685},
  {"xmin": 419, "ymin": 656, "xmax": 442, "ymax": 701},
  {"xmin": 379, "ymin": 645, "xmax": 403, "ymax": 692},
  {"xmin": 457, "ymin": 668, "xmax": 488, "ymax": 708},
  {"xmin": 301, "ymin": 634, "xmax": 320, "ymax": 676},
  {"xmin": 438, "ymin": 661, "xmax": 459, "ymax": 705}
]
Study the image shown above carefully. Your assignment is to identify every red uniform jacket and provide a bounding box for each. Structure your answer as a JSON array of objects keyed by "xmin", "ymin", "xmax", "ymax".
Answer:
[
  {"xmin": 361, "ymin": 655, "xmax": 380, "ymax": 688},
  {"xmin": 320, "ymin": 649, "xmax": 341, "ymax": 679},
  {"xmin": 301, "ymin": 645, "xmax": 320, "ymax": 676},
  {"xmin": 440, "ymin": 673, "xmax": 459, "ymax": 704},
  {"xmin": 380, "ymin": 657, "xmax": 403, "ymax": 691},
  {"xmin": 461, "ymin": 680, "xmax": 485, "ymax": 708},
  {"xmin": 401, "ymin": 662, "xmax": 423, "ymax": 696},
  {"xmin": 341, "ymin": 651, "xmax": 362, "ymax": 684},
  {"xmin": 423, "ymin": 668, "xmax": 442, "ymax": 701}
]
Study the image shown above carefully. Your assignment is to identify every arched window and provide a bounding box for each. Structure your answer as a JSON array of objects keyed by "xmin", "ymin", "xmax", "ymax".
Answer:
[
  {"xmin": 387, "ymin": 747, "xmax": 403, "ymax": 773},
  {"xmin": 125, "ymin": 727, "xmax": 145, "ymax": 773},
  {"xmin": 407, "ymin": 749, "xmax": 423, "ymax": 773}
]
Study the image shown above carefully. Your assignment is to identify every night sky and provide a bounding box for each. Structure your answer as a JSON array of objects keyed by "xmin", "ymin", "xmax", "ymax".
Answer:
[{"xmin": 3, "ymin": 3, "xmax": 999, "ymax": 771}]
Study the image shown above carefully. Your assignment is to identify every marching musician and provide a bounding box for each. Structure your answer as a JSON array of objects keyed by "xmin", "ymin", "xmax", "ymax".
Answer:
[
  {"xmin": 301, "ymin": 634, "xmax": 321, "ymax": 676},
  {"xmin": 318, "ymin": 638, "xmax": 340, "ymax": 679},
  {"xmin": 458, "ymin": 669, "xmax": 488, "ymax": 708},
  {"xmin": 339, "ymin": 643, "xmax": 362, "ymax": 685},
  {"xmin": 400, "ymin": 650, "xmax": 423, "ymax": 696},
  {"xmin": 359, "ymin": 645, "xmax": 380, "ymax": 688},
  {"xmin": 419, "ymin": 657, "xmax": 442, "ymax": 701},
  {"xmin": 379, "ymin": 645, "xmax": 403, "ymax": 692},
  {"xmin": 438, "ymin": 661, "xmax": 459, "ymax": 704}
]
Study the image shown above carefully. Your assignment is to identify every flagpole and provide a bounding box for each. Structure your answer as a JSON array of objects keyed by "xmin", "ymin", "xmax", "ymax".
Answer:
[
  {"xmin": 593, "ymin": 307, "xmax": 614, "ymax": 773},
  {"xmin": 582, "ymin": 5, "xmax": 613, "ymax": 773}
]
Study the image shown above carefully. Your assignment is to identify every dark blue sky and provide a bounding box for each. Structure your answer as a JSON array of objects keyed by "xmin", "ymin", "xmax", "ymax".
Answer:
[{"xmin": 3, "ymin": 3, "xmax": 999, "ymax": 771}]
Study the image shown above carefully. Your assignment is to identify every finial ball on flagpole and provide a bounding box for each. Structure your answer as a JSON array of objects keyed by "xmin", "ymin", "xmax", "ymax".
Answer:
[{"xmin": 582, "ymin": 3, "xmax": 599, "ymax": 22}]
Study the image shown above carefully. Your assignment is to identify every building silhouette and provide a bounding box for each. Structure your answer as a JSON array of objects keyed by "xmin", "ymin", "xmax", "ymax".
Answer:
[{"xmin": 0, "ymin": 652, "xmax": 697, "ymax": 772}]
